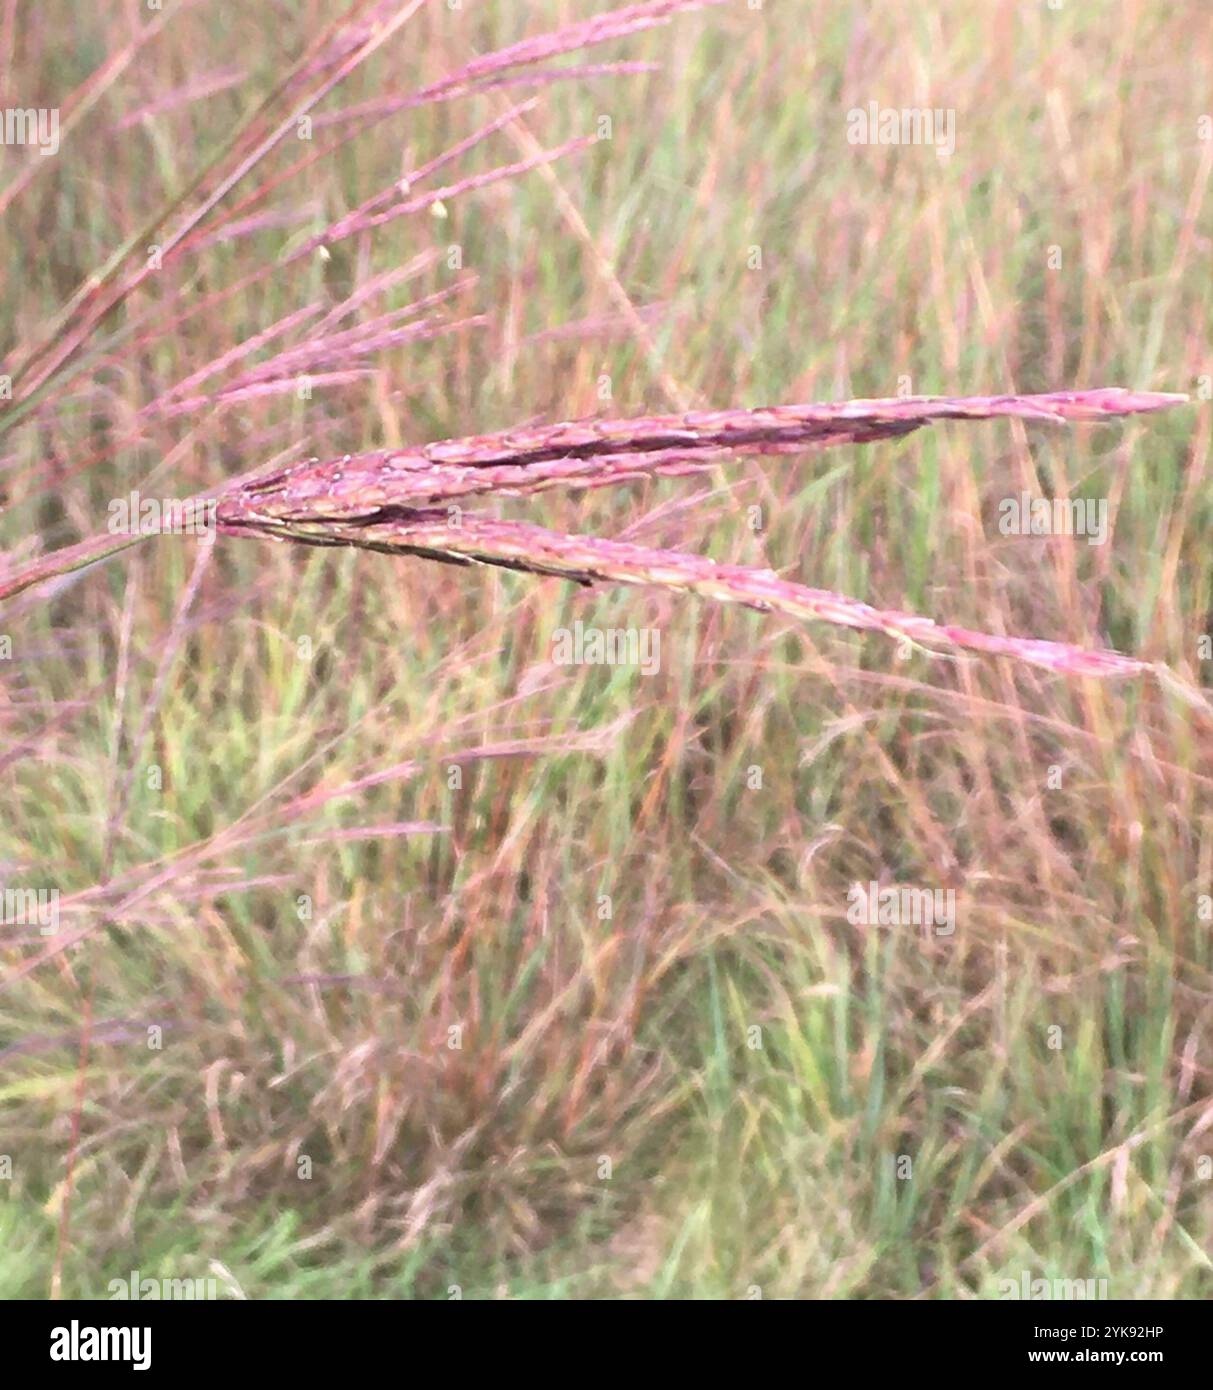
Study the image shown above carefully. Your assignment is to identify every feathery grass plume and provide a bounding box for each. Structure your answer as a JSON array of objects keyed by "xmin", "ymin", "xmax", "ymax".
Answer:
[
  {"xmin": 2, "ymin": 1, "xmax": 725, "ymax": 440},
  {"xmin": 213, "ymin": 389, "xmax": 1187, "ymax": 680}
]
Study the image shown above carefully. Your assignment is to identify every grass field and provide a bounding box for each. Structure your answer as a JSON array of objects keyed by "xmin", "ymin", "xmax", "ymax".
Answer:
[{"xmin": 1, "ymin": 0, "xmax": 1212, "ymax": 1299}]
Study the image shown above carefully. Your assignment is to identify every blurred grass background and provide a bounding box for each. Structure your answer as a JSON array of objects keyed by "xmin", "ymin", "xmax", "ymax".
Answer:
[{"xmin": 1, "ymin": 0, "xmax": 1212, "ymax": 1298}]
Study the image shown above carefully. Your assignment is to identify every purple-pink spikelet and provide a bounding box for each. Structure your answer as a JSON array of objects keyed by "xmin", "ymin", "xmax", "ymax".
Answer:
[{"xmin": 213, "ymin": 389, "xmax": 1187, "ymax": 680}]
